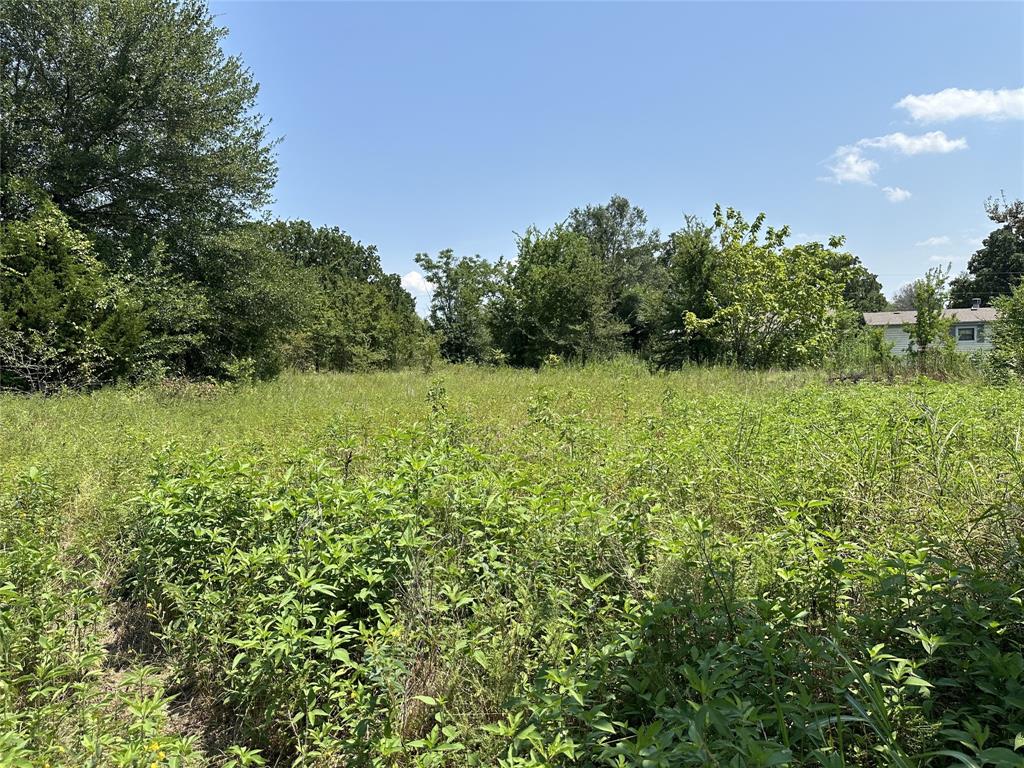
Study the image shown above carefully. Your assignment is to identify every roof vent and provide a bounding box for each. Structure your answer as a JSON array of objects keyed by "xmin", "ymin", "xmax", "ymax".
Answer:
[{"xmin": 972, "ymin": 298, "xmax": 982, "ymax": 310}]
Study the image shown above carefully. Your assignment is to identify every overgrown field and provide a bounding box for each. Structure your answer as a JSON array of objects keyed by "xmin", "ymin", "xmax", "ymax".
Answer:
[{"xmin": 2, "ymin": 364, "xmax": 1022, "ymax": 767}]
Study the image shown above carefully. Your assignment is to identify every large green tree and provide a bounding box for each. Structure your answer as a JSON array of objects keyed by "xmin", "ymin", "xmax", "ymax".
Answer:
[
  {"xmin": 0, "ymin": 0, "xmax": 276, "ymax": 267},
  {"xmin": 988, "ymin": 280, "xmax": 1024, "ymax": 380},
  {"xmin": 490, "ymin": 226, "xmax": 623, "ymax": 366},
  {"xmin": 254, "ymin": 220, "xmax": 426, "ymax": 373},
  {"xmin": 567, "ymin": 196, "xmax": 662, "ymax": 351},
  {"xmin": 0, "ymin": 1, "xmax": 433, "ymax": 385},
  {"xmin": 657, "ymin": 206, "xmax": 847, "ymax": 369},
  {"xmin": 415, "ymin": 250, "xmax": 496, "ymax": 363},
  {"xmin": 652, "ymin": 216, "xmax": 719, "ymax": 367},
  {"xmin": 948, "ymin": 196, "xmax": 1024, "ymax": 307},
  {"xmin": 263, "ymin": 219, "xmax": 381, "ymax": 281},
  {"xmin": 906, "ymin": 266, "xmax": 952, "ymax": 355},
  {"xmin": 191, "ymin": 225, "xmax": 315, "ymax": 379},
  {"xmin": 888, "ymin": 281, "xmax": 921, "ymax": 311},
  {"xmin": 832, "ymin": 253, "xmax": 886, "ymax": 312}
]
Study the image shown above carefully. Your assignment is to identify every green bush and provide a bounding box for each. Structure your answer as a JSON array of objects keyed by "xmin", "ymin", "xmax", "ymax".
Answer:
[
  {"xmin": 122, "ymin": 375, "xmax": 1024, "ymax": 766},
  {"xmin": 987, "ymin": 282, "xmax": 1024, "ymax": 382},
  {"xmin": 0, "ymin": 469, "xmax": 196, "ymax": 765},
  {"xmin": 0, "ymin": 199, "xmax": 146, "ymax": 391}
]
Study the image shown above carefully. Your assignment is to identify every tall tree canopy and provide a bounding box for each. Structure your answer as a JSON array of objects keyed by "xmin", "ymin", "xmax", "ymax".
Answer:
[
  {"xmin": 989, "ymin": 281, "xmax": 1024, "ymax": 380},
  {"xmin": 0, "ymin": 0, "xmax": 276, "ymax": 265},
  {"xmin": 652, "ymin": 216, "xmax": 719, "ymax": 367},
  {"xmin": 657, "ymin": 206, "xmax": 848, "ymax": 369},
  {"xmin": 490, "ymin": 226, "xmax": 624, "ymax": 367},
  {"xmin": 948, "ymin": 196, "xmax": 1024, "ymax": 307},
  {"xmin": 832, "ymin": 253, "xmax": 886, "ymax": 313},
  {"xmin": 415, "ymin": 249, "xmax": 497, "ymax": 363},
  {"xmin": 888, "ymin": 281, "xmax": 921, "ymax": 311},
  {"xmin": 0, "ymin": 0, "xmax": 429, "ymax": 389},
  {"xmin": 567, "ymin": 196, "xmax": 662, "ymax": 350},
  {"xmin": 0, "ymin": 197, "xmax": 144, "ymax": 390},
  {"xmin": 253, "ymin": 221, "xmax": 425, "ymax": 374}
]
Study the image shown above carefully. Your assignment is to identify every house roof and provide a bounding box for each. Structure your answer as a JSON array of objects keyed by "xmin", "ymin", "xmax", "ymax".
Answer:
[{"xmin": 863, "ymin": 307, "xmax": 998, "ymax": 326}]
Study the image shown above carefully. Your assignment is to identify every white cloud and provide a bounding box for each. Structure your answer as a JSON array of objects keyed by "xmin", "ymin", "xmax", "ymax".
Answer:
[
  {"xmin": 882, "ymin": 186, "xmax": 912, "ymax": 203},
  {"xmin": 857, "ymin": 131, "xmax": 967, "ymax": 155},
  {"xmin": 822, "ymin": 130, "xmax": 965, "ymax": 185},
  {"xmin": 915, "ymin": 235, "xmax": 951, "ymax": 247},
  {"xmin": 824, "ymin": 146, "xmax": 879, "ymax": 184},
  {"xmin": 401, "ymin": 270, "xmax": 433, "ymax": 295},
  {"xmin": 895, "ymin": 87, "xmax": 1024, "ymax": 122},
  {"xmin": 929, "ymin": 255, "xmax": 964, "ymax": 264}
]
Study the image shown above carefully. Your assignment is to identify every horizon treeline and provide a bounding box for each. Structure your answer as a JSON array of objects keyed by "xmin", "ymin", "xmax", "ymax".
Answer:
[
  {"xmin": 2, "ymin": 0, "xmax": 1021, "ymax": 391},
  {"xmin": 416, "ymin": 198, "xmax": 890, "ymax": 369}
]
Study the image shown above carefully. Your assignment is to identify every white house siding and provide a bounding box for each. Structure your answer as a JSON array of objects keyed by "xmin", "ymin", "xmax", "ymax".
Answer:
[
  {"xmin": 863, "ymin": 308, "xmax": 997, "ymax": 357},
  {"xmin": 882, "ymin": 325, "xmax": 914, "ymax": 354},
  {"xmin": 879, "ymin": 323, "xmax": 991, "ymax": 355}
]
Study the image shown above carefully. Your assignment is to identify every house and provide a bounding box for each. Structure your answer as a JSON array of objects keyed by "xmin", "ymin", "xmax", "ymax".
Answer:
[{"xmin": 863, "ymin": 299, "xmax": 997, "ymax": 355}]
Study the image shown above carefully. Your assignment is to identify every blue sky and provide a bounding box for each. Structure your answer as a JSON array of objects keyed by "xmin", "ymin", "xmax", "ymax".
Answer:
[{"xmin": 212, "ymin": 1, "xmax": 1024, "ymax": 306}]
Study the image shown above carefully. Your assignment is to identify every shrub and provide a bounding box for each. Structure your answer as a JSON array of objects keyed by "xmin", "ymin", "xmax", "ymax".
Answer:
[
  {"xmin": 988, "ymin": 282, "xmax": 1024, "ymax": 382},
  {"xmin": 0, "ymin": 198, "xmax": 145, "ymax": 391},
  {"xmin": 122, "ymin": 377, "xmax": 1024, "ymax": 766}
]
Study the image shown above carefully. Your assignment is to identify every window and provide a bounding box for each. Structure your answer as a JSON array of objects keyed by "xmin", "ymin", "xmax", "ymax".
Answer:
[{"xmin": 957, "ymin": 326, "xmax": 976, "ymax": 342}]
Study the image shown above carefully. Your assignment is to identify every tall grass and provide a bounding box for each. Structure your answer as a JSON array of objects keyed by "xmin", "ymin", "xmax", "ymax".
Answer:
[{"xmin": 1, "ymin": 366, "xmax": 1022, "ymax": 766}]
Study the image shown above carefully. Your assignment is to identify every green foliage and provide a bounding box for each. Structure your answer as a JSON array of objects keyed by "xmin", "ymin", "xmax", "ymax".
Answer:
[
  {"xmin": 652, "ymin": 216, "xmax": 719, "ymax": 367},
  {"xmin": 123, "ymin": 244, "xmax": 213, "ymax": 379},
  {"xmin": 0, "ymin": 3, "xmax": 425, "ymax": 385},
  {"xmin": 567, "ymin": 196, "xmax": 663, "ymax": 351},
  {"xmin": 833, "ymin": 252, "xmax": 887, "ymax": 313},
  {"xmin": 0, "ymin": 469, "xmax": 197, "ymax": 764},
  {"xmin": 889, "ymin": 281, "xmax": 921, "ymax": 311},
  {"xmin": 987, "ymin": 281, "xmax": 1024, "ymax": 381},
  {"xmin": 416, "ymin": 249, "xmax": 497, "ymax": 363},
  {"xmin": 490, "ymin": 226, "xmax": 625, "ymax": 366},
  {"xmin": 949, "ymin": 196, "xmax": 1024, "ymax": 307},
  {"xmin": 3, "ymin": 0, "xmax": 904, "ymax": 384},
  {"xmin": 2, "ymin": 366, "xmax": 1023, "ymax": 765},
  {"xmin": 0, "ymin": 198, "xmax": 145, "ymax": 390},
  {"xmin": 120, "ymin": 374, "xmax": 1024, "ymax": 766},
  {"xmin": 906, "ymin": 266, "xmax": 953, "ymax": 356},
  {"xmin": 660, "ymin": 206, "xmax": 848, "ymax": 368},
  {"xmin": 0, "ymin": 0, "xmax": 276, "ymax": 265},
  {"xmin": 195, "ymin": 221, "xmax": 425, "ymax": 377},
  {"xmin": 828, "ymin": 326, "xmax": 896, "ymax": 377},
  {"xmin": 190, "ymin": 226, "xmax": 317, "ymax": 380}
]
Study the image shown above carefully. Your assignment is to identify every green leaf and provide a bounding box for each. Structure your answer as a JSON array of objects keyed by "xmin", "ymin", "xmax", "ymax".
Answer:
[
  {"xmin": 978, "ymin": 747, "xmax": 1024, "ymax": 765},
  {"xmin": 579, "ymin": 573, "xmax": 611, "ymax": 592},
  {"xmin": 926, "ymin": 750, "xmax": 983, "ymax": 768}
]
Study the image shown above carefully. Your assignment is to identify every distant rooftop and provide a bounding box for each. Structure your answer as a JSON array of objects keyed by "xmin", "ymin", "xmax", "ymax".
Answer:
[{"xmin": 863, "ymin": 307, "xmax": 998, "ymax": 326}]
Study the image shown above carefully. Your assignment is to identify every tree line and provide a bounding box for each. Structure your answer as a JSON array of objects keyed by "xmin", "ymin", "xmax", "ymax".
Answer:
[
  {"xmin": 2, "ymin": 0, "xmax": 1022, "ymax": 391},
  {"xmin": 1, "ymin": 0, "xmax": 427, "ymax": 391},
  {"xmin": 417, "ymin": 198, "xmax": 890, "ymax": 369},
  {"xmin": 417, "ymin": 191, "xmax": 1024, "ymax": 371}
]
